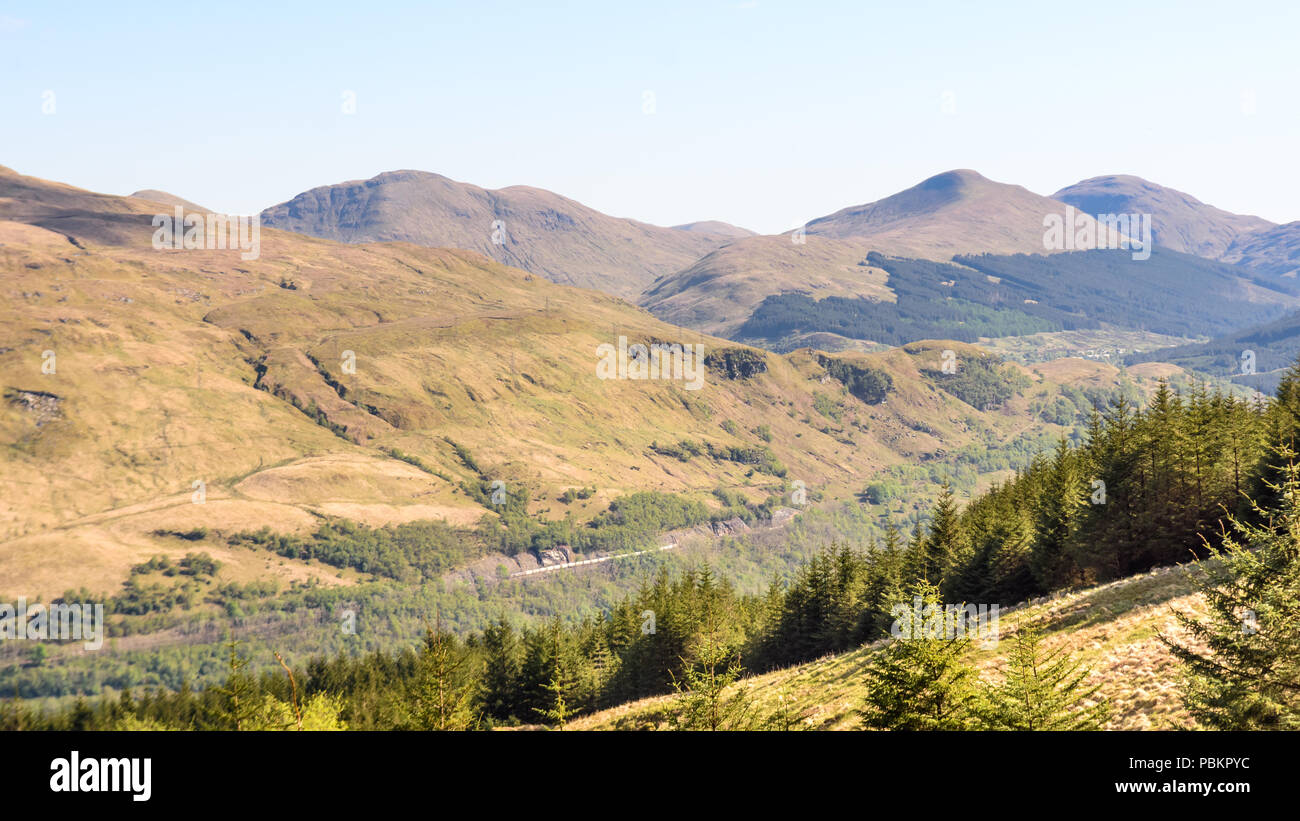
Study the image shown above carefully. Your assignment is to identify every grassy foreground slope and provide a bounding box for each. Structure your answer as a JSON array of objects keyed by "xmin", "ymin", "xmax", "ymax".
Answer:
[{"xmin": 573, "ymin": 562, "xmax": 1207, "ymax": 730}]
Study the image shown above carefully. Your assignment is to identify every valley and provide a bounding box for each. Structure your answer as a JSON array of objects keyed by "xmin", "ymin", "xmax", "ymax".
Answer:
[
  {"xmin": 1, "ymin": 158, "xmax": 1296, "ymax": 735},
  {"xmin": 6, "ymin": 8, "xmax": 1300, "ymax": 813}
]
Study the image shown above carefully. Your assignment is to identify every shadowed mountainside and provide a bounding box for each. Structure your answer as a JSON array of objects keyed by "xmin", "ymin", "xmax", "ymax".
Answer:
[{"xmin": 1053, "ymin": 174, "xmax": 1274, "ymax": 259}]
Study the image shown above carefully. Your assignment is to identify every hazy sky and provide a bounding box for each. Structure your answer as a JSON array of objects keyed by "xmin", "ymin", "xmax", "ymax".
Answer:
[{"xmin": 2, "ymin": 0, "xmax": 1296, "ymax": 234}]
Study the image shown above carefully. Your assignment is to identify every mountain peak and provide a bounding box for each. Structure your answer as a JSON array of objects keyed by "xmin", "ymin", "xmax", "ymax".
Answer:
[
  {"xmin": 1054, "ymin": 174, "xmax": 1191, "ymax": 203},
  {"xmin": 917, "ymin": 168, "xmax": 990, "ymax": 191},
  {"xmin": 129, "ymin": 189, "xmax": 210, "ymax": 212},
  {"xmin": 367, "ymin": 169, "xmax": 454, "ymax": 184},
  {"xmin": 672, "ymin": 220, "xmax": 756, "ymax": 238},
  {"xmin": 801, "ymin": 169, "xmax": 1059, "ymax": 256},
  {"xmin": 1053, "ymin": 175, "xmax": 1274, "ymax": 257}
]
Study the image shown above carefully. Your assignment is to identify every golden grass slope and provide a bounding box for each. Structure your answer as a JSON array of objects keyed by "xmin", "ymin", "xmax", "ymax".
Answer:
[
  {"xmin": 572, "ymin": 562, "xmax": 1208, "ymax": 731},
  {"xmin": 128, "ymin": 190, "xmax": 211, "ymax": 213}
]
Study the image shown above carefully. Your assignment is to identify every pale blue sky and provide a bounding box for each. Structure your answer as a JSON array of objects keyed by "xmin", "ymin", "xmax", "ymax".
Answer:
[{"xmin": 1, "ymin": 0, "xmax": 1296, "ymax": 234}]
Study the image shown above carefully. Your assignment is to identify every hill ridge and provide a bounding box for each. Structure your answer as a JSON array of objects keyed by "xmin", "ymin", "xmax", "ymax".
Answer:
[{"xmin": 259, "ymin": 169, "xmax": 739, "ymax": 298}]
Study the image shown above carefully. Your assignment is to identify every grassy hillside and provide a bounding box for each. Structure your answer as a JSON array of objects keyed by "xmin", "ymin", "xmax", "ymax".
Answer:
[
  {"xmin": 980, "ymin": 329, "xmax": 1200, "ymax": 366},
  {"xmin": 640, "ymin": 234, "xmax": 892, "ymax": 338},
  {"xmin": 671, "ymin": 221, "xmax": 756, "ymax": 239},
  {"xmin": 1223, "ymin": 221, "xmax": 1300, "ymax": 279},
  {"xmin": 573, "ymin": 562, "xmax": 1207, "ymax": 730},
  {"xmin": 1, "ymin": 166, "xmax": 1183, "ymax": 606}
]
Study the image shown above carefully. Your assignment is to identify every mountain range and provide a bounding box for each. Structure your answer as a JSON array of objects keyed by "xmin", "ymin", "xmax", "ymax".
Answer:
[
  {"xmin": 3, "ymin": 163, "xmax": 1172, "ymax": 602},
  {"xmin": 2, "ymin": 160, "xmax": 1285, "ymax": 733},
  {"xmin": 3, "ymin": 159, "xmax": 1295, "ymax": 601},
  {"xmin": 652, "ymin": 171, "xmax": 1299, "ymax": 349},
  {"xmin": 253, "ymin": 167, "xmax": 1300, "ymax": 353}
]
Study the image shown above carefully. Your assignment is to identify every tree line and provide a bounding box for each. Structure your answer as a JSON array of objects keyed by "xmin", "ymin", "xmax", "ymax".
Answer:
[{"xmin": 11, "ymin": 367, "xmax": 1300, "ymax": 730}]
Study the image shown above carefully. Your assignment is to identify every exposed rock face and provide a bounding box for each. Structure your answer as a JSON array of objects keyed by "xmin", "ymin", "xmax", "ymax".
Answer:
[
  {"xmin": 7, "ymin": 389, "xmax": 62, "ymax": 426},
  {"xmin": 704, "ymin": 348, "xmax": 768, "ymax": 380},
  {"xmin": 769, "ymin": 507, "xmax": 800, "ymax": 526},
  {"xmin": 710, "ymin": 516, "xmax": 751, "ymax": 536},
  {"xmin": 538, "ymin": 547, "xmax": 573, "ymax": 566}
]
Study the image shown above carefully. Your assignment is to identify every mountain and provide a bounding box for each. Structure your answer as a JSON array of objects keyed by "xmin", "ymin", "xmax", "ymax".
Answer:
[
  {"xmin": 1126, "ymin": 306, "xmax": 1300, "ymax": 394},
  {"xmin": 643, "ymin": 241, "xmax": 1300, "ymax": 353},
  {"xmin": 0, "ymin": 165, "xmax": 1173, "ymax": 602},
  {"xmin": 0, "ymin": 164, "xmax": 158, "ymax": 246},
  {"xmin": 802, "ymin": 169, "xmax": 1104, "ymax": 258},
  {"xmin": 641, "ymin": 170, "xmax": 1300, "ymax": 350},
  {"xmin": 1223, "ymin": 221, "xmax": 1300, "ymax": 278},
  {"xmin": 259, "ymin": 170, "xmax": 738, "ymax": 298},
  {"xmin": 644, "ymin": 170, "xmax": 1077, "ymax": 340},
  {"xmin": 640, "ymin": 169, "xmax": 1117, "ymax": 342},
  {"xmin": 1052, "ymin": 175, "xmax": 1274, "ymax": 258},
  {"xmin": 128, "ymin": 189, "xmax": 211, "ymax": 213},
  {"xmin": 641, "ymin": 234, "xmax": 889, "ymax": 338},
  {"xmin": 672, "ymin": 220, "xmax": 756, "ymax": 238},
  {"xmin": 731, "ymin": 248, "xmax": 1300, "ymax": 352}
]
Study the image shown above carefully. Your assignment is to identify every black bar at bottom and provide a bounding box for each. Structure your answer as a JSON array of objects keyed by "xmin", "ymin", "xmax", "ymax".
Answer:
[{"xmin": 9, "ymin": 730, "xmax": 1280, "ymax": 810}]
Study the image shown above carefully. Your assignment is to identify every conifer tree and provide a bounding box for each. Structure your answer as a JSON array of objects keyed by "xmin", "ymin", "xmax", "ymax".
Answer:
[
  {"xmin": 1166, "ymin": 455, "xmax": 1300, "ymax": 729},
  {"xmin": 944, "ymin": 489, "xmax": 1005, "ymax": 604},
  {"xmin": 575, "ymin": 613, "xmax": 617, "ymax": 712},
  {"xmin": 857, "ymin": 527, "xmax": 904, "ymax": 642},
  {"xmin": 1252, "ymin": 362, "xmax": 1300, "ymax": 510},
  {"xmin": 214, "ymin": 641, "xmax": 262, "ymax": 731},
  {"xmin": 976, "ymin": 625, "xmax": 1110, "ymax": 730},
  {"xmin": 925, "ymin": 483, "xmax": 966, "ymax": 585},
  {"xmin": 479, "ymin": 618, "xmax": 522, "ymax": 721},
  {"xmin": 411, "ymin": 619, "xmax": 478, "ymax": 730},
  {"xmin": 670, "ymin": 596, "xmax": 756, "ymax": 730},
  {"xmin": 901, "ymin": 520, "xmax": 931, "ymax": 586},
  {"xmin": 535, "ymin": 628, "xmax": 578, "ymax": 728},
  {"xmin": 1030, "ymin": 438, "xmax": 1085, "ymax": 590},
  {"xmin": 859, "ymin": 582, "xmax": 979, "ymax": 730},
  {"xmin": 826, "ymin": 544, "xmax": 866, "ymax": 650},
  {"xmin": 753, "ymin": 577, "xmax": 788, "ymax": 661},
  {"xmin": 766, "ymin": 687, "xmax": 815, "ymax": 731}
]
